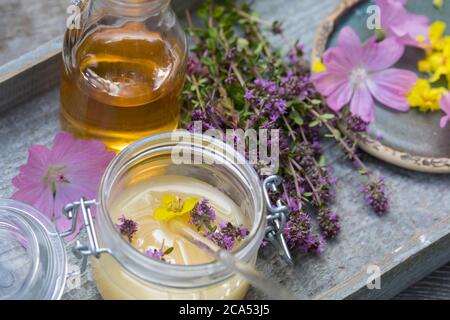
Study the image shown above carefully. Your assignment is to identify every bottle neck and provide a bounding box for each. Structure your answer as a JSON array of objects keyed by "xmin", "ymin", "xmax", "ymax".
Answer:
[{"xmin": 105, "ymin": 0, "xmax": 170, "ymax": 14}]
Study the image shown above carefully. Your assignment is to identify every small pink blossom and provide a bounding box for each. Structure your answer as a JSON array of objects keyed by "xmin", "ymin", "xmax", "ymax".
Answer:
[
  {"xmin": 376, "ymin": 0, "xmax": 430, "ymax": 47},
  {"xmin": 312, "ymin": 27, "xmax": 418, "ymax": 122},
  {"xmin": 440, "ymin": 93, "xmax": 450, "ymax": 129},
  {"xmin": 11, "ymin": 132, "xmax": 115, "ymax": 237}
]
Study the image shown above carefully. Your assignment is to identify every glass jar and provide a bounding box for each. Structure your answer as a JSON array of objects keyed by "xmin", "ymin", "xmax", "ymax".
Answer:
[
  {"xmin": 0, "ymin": 133, "xmax": 268, "ymax": 299},
  {"xmin": 60, "ymin": 0, "xmax": 188, "ymax": 152},
  {"xmin": 88, "ymin": 132, "xmax": 266, "ymax": 299},
  {"xmin": 0, "ymin": 199, "xmax": 66, "ymax": 300}
]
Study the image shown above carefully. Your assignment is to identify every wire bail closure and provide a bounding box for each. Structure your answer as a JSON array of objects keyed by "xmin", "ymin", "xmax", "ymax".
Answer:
[
  {"xmin": 61, "ymin": 198, "xmax": 111, "ymax": 274},
  {"xmin": 262, "ymin": 176, "xmax": 293, "ymax": 264}
]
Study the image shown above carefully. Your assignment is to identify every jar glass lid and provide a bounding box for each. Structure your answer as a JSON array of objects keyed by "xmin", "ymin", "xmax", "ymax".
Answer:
[{"xmin": 0, "ymin": 199, "xmax": 67, "ymax": 300}]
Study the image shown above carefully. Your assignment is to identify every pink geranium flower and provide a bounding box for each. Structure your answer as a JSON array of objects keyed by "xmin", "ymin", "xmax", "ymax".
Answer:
[
  {"xmin": 12, "ymin": 132, "xmax": 115, "ymax": 237},
  {"xmin": 377, "ymin": 0, "xmax": 430, "ymax": 47},
  {"xmin": 440, "ymin": 93, "xmax": 450, "ymax": 128},
  {"xmin": 312, "ymin": 27, "xmax": 418, "ymax": 122}
]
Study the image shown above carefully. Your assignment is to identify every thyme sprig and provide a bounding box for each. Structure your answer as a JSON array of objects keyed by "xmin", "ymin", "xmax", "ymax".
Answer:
[{"xmin": 182, "ymin": 0, "xmax": 389, "ymax": 255}]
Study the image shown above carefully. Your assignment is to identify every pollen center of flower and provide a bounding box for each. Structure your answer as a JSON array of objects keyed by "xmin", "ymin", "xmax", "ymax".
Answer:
[
  {"xmin": 350, "ymin": 67, "xmax": 368, "ymax": 86},
  {"xmin": 43, "ymin": 164, "xmax": 69, "ymax": 192},
  {"xmin": 169, "ymin": 197, "xmax": 183, "ymax": 212}
]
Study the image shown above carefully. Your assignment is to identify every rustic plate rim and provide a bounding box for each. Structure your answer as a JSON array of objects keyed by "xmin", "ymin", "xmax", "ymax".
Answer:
[{"xmin": 311, "ymin": 0, "xmax": 450, "ymax": 174}]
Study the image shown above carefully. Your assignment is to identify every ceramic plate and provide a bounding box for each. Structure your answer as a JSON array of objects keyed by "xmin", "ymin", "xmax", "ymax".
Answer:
[{"xmin": 312, "ymin": 0, "xmax": 450, "ymax": 173}]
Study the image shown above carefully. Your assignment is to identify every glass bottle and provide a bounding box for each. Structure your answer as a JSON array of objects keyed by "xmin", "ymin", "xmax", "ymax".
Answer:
[{"xmin": 60, "ymin": 0, "xmax": 188, "ymax": 152}]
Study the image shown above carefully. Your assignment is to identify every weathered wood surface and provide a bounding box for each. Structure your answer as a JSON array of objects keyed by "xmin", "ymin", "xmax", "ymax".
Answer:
[{"xmin": 0, "ymin": 0, "xmax": 449, "ymax": 300}]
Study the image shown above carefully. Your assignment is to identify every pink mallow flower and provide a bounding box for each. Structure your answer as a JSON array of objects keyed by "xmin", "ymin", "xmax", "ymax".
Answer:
[
  {"xmin": 377, "ymin": 0, "xmax": 430, "ymax": 47},
  {"xmin": 12, "ymin": 132, "xmax": 115, "ymax": 236},
  {"xmin": 312, "ymin": 27, "xmax": 418, "ymax": 122},
  {"xmin": 440, "ymin": 93, "xmax": 450, "ymax": 129}
]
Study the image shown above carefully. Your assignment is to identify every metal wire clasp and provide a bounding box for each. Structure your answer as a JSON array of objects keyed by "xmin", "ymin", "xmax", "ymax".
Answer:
[
  {"xmin": 263, "ymin": 176, "xmax": 293, "ymax": 264},
  {"xmin": 61, "ymin": 198, "xmax": 112, "ymax": 274}
]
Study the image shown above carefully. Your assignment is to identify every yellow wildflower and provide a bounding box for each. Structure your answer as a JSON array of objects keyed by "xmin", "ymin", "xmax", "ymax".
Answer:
[
  {"xmin": 429, "ymin": 21, "xmax": 446, "ymax": 48},
  {"xmin": 433, "ymin": 0, "xmax": 445, "ymax": 10},
  {"xmin": 418, "ymin": 21, "xmax": 450, "ymax": 82},
  {"xmin": 407, "ymin": 79, "xmax": 447, "ymax": 112},
  {"xmin": 312, "ymin": 59, "xmax": 326, "ymax": 73},
  {"xmin": 153, "ymin": 194, "xmax": 199, "ymax": 221}
]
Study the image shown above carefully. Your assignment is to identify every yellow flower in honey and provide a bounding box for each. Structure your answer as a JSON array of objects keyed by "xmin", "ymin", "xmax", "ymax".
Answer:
[
  {"xmin": 312, "ymin": 59, "xmax": 326, "ymax": 73},
  {"xmin": 153, "ymin": 194, "xmax": 199, "ymax": 221},
  {"xmin": 407, "ymin": 79, "xmax": 447, "ymax": 112}
]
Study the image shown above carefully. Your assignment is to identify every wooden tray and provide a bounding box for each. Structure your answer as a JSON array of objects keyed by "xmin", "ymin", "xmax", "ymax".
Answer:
[
  {"xmin": 1, "ymin": 0, "xmax": 450, "ymax": 300},
  {"xmin": 312, "ymin": 0, "xmax": 450, "ymax": 173}
]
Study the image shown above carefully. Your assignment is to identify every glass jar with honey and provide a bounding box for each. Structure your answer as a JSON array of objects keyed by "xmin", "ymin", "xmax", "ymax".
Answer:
[
  {"xmin": 60, "ymin": 0, "xmax": 187, "ymax": 152},
  {"xmin": 0, "ymin": 133, "xmax": 267, "ymax": 300}
]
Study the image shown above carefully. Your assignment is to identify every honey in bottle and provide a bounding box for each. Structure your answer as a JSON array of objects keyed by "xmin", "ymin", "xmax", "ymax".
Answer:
[{"xmin": 60, "ymin": 1, "xmax": 187, "ymax": 152}]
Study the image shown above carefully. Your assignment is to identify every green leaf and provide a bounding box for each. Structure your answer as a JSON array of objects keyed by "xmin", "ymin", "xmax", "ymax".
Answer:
[
  {"xmin": 321, "ymin": 113, "xmax": 335, "ymax": 120},
  {"xmin": 208, "ymin": 27, "xmax": 219, "ymax": 39},
  {"xmin": 309, "ymin": 119, "xmax": 321, "ymax": 128},
  {"xmin": 213, "ymin": 6, "xmax": 225, "ymax": 18},
  {"xmin": 310, "ymin": 99, "xmax": 322, "ymax": 105},
  {"xmin": 237, "ymin": 38, "xmax": 249, "ymax": 50},
  {"xmin": 289, "ymin": 109, "xmax": 304, "ymax": 126},
  {"xmin": 164, "ymin": 247, "xmax": 174, "ymax": 255},
  {"xmin": 318, "ymin": 155, "xmax": 326, "ymax": 167}
]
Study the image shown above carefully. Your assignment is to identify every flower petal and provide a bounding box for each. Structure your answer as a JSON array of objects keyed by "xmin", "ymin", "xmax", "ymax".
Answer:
[
  {"xmin": 13, "ymin": 145, "xmax": 51, "ymax": 186},
  {"xmin": 367, "ymin": 69, "xmax": 417, "ymax": 111},
  {"xmin": 326, "ymin": 81, "xmax": 353, "ymax": 112},
  {"xmin": 311, "ymin": 70, "xmax": 349, "ymax": 97},
  {"xmin": 11, "ymin": 184, "xmax": 54, "ymax": 220},
  {"xmin": 440, "ymin": 115, "xmax": 449, "ymax": 129},
  {"xmin": 336, "ymin": 27, "xmax": 363, "ymax": 65},
  {"xmin": 322, "ymin": 47, "xmax": 355, "ymax": 73},
  {"xmin": 154, "ymin": 207, "xmax": 175, "ymax": 221},
  {"xmin": 362, "ymin": 37, "xmax": 405, "ymax": 71},
  {"xmin": 181, "ymin": 197, "xmax": 199, "ymax": 214},
  {"xmin": 162, "ymin": 194, "xmax": 176, "ymax": 208},
  {"xmin": 350, "ymin": 84, "xmax": 375, "ymax": 123},
  {"xmin": 378, "ymin": 0, "xmax": 430, "ymax": 47},
  {"xmin": 440, "ymin": 92, "xmax": 450, "ymax": 114}
]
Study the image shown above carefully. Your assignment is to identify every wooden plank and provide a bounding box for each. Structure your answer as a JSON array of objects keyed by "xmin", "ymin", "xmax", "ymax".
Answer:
[
  {"xmin": 0, "ymin": 37, "xmax": 62, "ymax": 113},
  {"xmin": 0, "ymin": 0, "xmax": 449, "ymax": 300}
]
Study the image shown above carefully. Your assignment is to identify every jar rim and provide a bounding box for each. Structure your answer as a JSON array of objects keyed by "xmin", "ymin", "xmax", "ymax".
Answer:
[{"xmin": 97, "ymin": 131, "xmax": 266, "ymax": 288}]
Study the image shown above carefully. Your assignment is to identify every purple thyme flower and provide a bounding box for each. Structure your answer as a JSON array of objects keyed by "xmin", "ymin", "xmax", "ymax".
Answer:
[
  {"xmin": 345, "ymin": 114, "xmax": 369, "ymax": 133},
  {"xmin": 225, "ymin": 76, "xmax": 236, "ymax": 85},
  {"xmin": 145, "ymin": 245, "xmax": 174, "ymax": 262},
  {"xmin": 189, "ymin": 199, "xmax": 217, "ymax": 233},
  {"xmin": 207, "ymin": 231, "xmax": 235, "ymax": 251},
  {"xmin": 116, "ymin": 215, "xmax": 138, "ymax": 242},
  {"xmin": 287, "ymin": 44, "xmax": 304, "ymax": 65},
  {"xmin": 207, "ymin": 221, "xmax": 249, "ymax": 252},
  {"xmin": 283, "ymin": 211, "xmax": 325, "ymax": 255},
  {"xmin": 187, "ymin": 102, "xmax": 224, "ymax": 132},
  {"xmin": 146, "ymin": 248, "xmax": 165, "ymax": 260},
  {"xmin": 226, "ymin": 47, "xmax": 238, "ymax": 60},
  {"xmin": 187, "ymin": 54, "xmax": 209, "ymax": 77},
  {"xmin": 218, "ymin": 221, "xmax": 249, "ymax": 241},
  {"xmin": 317, "ymin": 208, "xmax": 341, "ymax": 239},
  {"xmin": 361, "ymin": 177, "xmax": 390, "ymax": 215}
]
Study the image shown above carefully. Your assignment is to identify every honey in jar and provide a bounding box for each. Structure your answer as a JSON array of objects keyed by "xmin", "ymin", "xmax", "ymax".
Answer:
[{"xmin": 60, "ymin": 0, "xmax": 187, "ymax": 151}]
